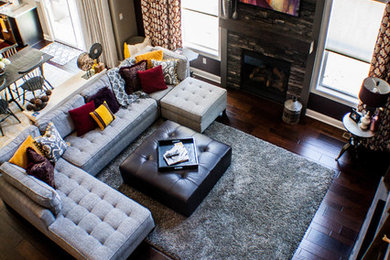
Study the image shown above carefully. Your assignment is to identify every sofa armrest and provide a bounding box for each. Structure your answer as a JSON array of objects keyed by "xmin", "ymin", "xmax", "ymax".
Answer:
[
  {"xmin": 0, "ymin": 176, "xmax": 56, "ymax": 228},
  {"xmin": 0, "ymin": 162, "xmax": 62, "ymax": 215},
  {"xmin": 152, "ymin": 46, "xmax": 190, "ymax": 81},
  {"xmin": 0, "ymin": 125, "xmax": 41, "ymax": 163}
]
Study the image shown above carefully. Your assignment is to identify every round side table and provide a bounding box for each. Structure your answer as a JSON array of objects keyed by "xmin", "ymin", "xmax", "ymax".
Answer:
[{"xmin": 335, "ymin": 113, "xmax": 375, "ymax": 160}]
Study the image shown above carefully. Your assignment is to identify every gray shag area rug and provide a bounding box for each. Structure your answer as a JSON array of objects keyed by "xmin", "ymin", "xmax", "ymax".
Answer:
[{"xmin": 96, "ymin": 120, "xmax": 335, "ymax": 259}]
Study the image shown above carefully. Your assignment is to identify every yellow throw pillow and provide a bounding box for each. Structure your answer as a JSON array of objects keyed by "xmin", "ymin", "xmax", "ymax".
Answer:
[
  {"xmin": 124, "ymin": 37, "xmax": 151, "ymax": 59},
  {"xmin": 90, "ymin": 101, "xmax": 115, "ymax": 130},
  {"xmin": 124, "ymin": 42, "xmax": 130, "ymax": 59},
  {"xmin": 135, "ymin": 50, "xmax": 163, "ymax": 69},
  {"xmin": 9, "ymin": 135, "xmax": 44, "ymax": 169}
]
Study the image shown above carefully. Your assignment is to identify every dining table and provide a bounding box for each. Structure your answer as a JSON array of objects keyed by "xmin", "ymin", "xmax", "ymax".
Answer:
[{"xmin": 0, "ymin": 47, "xmax": 53, "ymax": 110}]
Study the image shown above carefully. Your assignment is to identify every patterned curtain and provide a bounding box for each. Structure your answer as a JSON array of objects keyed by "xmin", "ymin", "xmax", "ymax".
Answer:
[
  {"xmin": 364, "ymin": 3, "xmax": 390, "ymax": 152},
  {"xmin": 140, "ymin": 0, "xmax": 182, "ymax": 50}
]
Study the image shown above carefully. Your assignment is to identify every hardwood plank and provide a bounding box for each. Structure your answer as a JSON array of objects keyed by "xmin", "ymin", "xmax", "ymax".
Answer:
[
  {"xmin": 305, "ymin": 228, "xmax": 352, "ymax": 256},
  {"xmin": 16, "ymin": 240, "xmax": 51, "ymax": 260},
  {"xmin": 296, "ymin": 239, "xmax": 345, "ymax": 260}
]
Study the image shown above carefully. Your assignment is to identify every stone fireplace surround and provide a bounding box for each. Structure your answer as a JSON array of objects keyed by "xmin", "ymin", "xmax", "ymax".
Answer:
[{"xmin": 220, "ymin": 0, "xmax": 320, "ymax": 107}]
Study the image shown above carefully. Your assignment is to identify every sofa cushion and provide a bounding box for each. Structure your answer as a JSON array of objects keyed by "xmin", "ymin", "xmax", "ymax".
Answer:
[
  {"xmin": 49, "ymin": 158, "xmax": 154, "ymax": 260},
  {"xmin": 62, "ymin": 98, "xmax": 157, "ymax": 171},
  {"xmin": 148, "ymin": 85, "xmax": 174, "ymax": 102},
  {"xmin": 0, "ymin": 176, "xmax": 56, "ymax": 228},
  {"xmin": 0, "ymin": 162, "xmax": 62, "ymax": 215},
  {"xmin": 69, "ymin": 101, "xmax": 97, "ymax": 136},
  {"xmin": 35, "ymin": 95, "xmax": 85, "ymax": 138},
  {"xmin": 86, "ymin": 87, "xmax": 120, "ymax": 114},
  {"xmin": 138, "ymin": 65, "xmax": 167, "ymax": 94},
  {"xmin": 9, "ymin": 135, "xmax": 43, "ymax": 169}
]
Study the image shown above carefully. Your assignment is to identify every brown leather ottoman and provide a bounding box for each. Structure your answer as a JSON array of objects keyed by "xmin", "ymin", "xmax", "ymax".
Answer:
[{"xmin": 120, "ymin": 120, "xmax": 232, "ymax": 216}]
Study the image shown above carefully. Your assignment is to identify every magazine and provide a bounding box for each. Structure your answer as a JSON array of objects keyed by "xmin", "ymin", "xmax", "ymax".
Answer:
[{"xmin": 163, "ymin": 142, "xmax": 189, "ymax": 166}]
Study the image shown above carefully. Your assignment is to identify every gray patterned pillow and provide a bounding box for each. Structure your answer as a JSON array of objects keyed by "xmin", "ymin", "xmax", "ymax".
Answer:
[
  {"xmin": 107, "ymin": 68, "xmax": 128, "ymax": 107},
  {"xmin": 35, "ymin": 122, "xmax": 68, "ymax": 163},
  {"xmin": 151, "ymin": 59, "xmax": 179, "ymax": 85},
  {"xmin": 107, "ymin": 67, "xmax": 149, "ymax": 107}
]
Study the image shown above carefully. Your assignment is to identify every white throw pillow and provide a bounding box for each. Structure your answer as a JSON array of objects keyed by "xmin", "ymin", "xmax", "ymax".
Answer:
[{"xmin": 127, "ymin": 37, "xmax": 152, "ymax": 57}]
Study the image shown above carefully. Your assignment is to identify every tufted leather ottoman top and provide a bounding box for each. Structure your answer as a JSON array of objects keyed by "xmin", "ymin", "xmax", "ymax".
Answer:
[{"xmin": 120, "ymin": 120, "xmax": 232, "ymax": 216}]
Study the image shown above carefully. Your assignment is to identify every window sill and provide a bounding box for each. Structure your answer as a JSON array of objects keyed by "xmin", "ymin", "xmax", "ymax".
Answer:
[
  {"xmin": 182, "ymin": 42, "xmax": 220, "ymax": 61},
  {"xmin": 313, "ymin": 85, "xmax": 359, "ymax": 108}
]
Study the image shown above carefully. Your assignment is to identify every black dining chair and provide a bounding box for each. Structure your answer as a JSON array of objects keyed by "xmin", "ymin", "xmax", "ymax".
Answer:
[
  {"xmin": 0, "ymin": 44, "xmax": 23, "ymax": 108},
  {"xmin": 0, "ymin": 44, "xmax": 17, "ymax": 59},
  {"xmin": 19, "ymin": 62, "xmax": 51, "ymax": 104},
  {"xmin": 0, "ymin": 98, "xmax": 21, "ymax": 136}
]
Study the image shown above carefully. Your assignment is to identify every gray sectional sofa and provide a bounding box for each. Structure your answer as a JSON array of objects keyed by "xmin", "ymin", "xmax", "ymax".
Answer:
[{"xmin": 0, "ymin": 47, "xmax": 190, "ymax": 259}]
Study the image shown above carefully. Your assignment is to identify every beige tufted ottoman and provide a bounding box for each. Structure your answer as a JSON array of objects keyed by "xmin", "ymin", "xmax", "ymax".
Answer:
[{"xmin": 160, "ymin": 77, "xmax": 227, "ymax": 132}]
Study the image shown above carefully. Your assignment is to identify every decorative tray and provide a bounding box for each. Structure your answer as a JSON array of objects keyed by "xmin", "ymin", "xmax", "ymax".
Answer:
[{"xmin": 157, "ymin": 138, "xmax": 199, "ymax": 171}]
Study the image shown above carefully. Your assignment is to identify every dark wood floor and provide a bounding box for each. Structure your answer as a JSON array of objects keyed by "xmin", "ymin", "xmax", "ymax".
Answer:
[
  {"xmin": 1, "ymin": 86, "xmax": 389, "ymax": 259},
  {"xmin": 216, "ymin": 89, "xmax": 388, "ymax": 260}
]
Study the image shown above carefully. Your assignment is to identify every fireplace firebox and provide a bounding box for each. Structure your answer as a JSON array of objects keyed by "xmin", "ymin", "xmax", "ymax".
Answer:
[{"xmin": 241, "ymin": 50, "xmax": 291, "ymax": 104}]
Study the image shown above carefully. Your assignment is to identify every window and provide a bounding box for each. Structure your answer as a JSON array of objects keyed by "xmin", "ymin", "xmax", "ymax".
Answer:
[
  {"xmin": 314, "ymin": 0, "xmax": 385, "ymax": 103},
  {"xmin": 181, "ymin": 0, "xmax": 219, "ymax": 58}
]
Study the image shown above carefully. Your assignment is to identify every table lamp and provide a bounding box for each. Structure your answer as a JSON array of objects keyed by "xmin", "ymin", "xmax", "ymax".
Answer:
[
  {"xmin": 358, "ymin": 77, "xmax": 390, "ymax": 131},
  {"xmin": 359, "ymin": 77, "xmax": 390, "ymax": 110}
]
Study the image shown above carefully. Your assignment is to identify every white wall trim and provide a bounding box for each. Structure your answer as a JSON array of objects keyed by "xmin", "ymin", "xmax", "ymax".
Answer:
[
  {"xmin": 306, "ymin": 109, "xmax": 345, "ymax": 131},
  {"xmin": 191, "ymin": 67, "xmax": 221, "ymax": 84},
  {"xmin": 43, "ymin": 34, "xmax": 53, "ymax": 41},
  {"xmin": 309, "ymin": 0, "xmax": 333, "ymax": 95}
]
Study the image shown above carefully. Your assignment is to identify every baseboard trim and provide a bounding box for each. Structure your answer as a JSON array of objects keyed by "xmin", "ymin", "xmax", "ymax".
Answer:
[
  {"xmin": 43, "ymin": 34, "xmax": 53, "ymax": 42},
  {"xmin": 306, "ymin": 109, "xmax": 345, "ymax": 131},
  {"xmin": 190, "ymin": 67, "xmax": 221, "ymax": 84}
]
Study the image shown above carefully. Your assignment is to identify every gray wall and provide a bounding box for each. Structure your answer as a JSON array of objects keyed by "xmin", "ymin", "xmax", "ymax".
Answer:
[{"xmin": 109, "ymin": 0, "xmax": 138, "ymax": 60}]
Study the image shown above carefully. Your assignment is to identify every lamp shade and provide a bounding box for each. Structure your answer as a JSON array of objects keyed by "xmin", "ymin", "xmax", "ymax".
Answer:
[{"xmin": 359, "ymin": 77, "xmax": 390, "ymax": 108}]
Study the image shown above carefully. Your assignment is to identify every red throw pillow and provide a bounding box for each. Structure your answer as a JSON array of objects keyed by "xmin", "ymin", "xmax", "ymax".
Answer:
[
  {"xmin": 69, "ymin": 101, "xmax": 96, "ymax": 136},
  {"xmin": 138, "ymin": 65, "xmax": 167, "ymax": 94}
]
